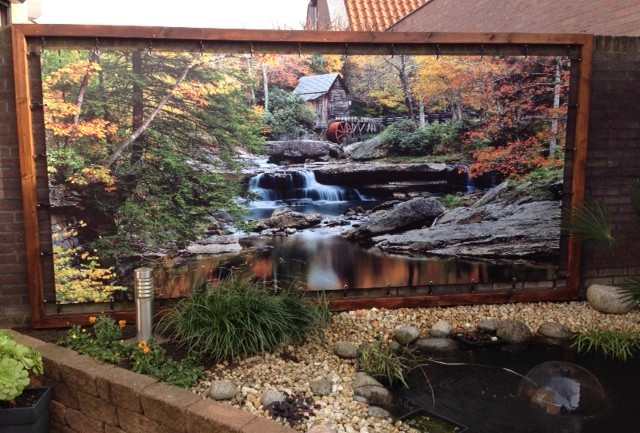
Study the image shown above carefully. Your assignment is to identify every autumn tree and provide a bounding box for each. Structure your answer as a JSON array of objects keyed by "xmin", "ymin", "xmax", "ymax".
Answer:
[{"xmin": 43, "ymin": 49, "xmax": 264, "ymax": 265}]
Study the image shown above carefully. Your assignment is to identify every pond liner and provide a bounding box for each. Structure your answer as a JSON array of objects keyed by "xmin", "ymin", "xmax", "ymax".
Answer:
[{"xmin": 397, "ymin": 407, "xmax": 468, "ymax": 433}]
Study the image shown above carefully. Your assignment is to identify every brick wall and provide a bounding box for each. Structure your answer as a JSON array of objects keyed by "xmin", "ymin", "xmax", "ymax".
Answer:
[
  {"xmin": 0, "ymin": 27, "xmax": 31, "ymax": 326},
  {"xmin": 393, "ymin": 0, "xmax": 640, "ymax": 36},
  {"xmin": 580, "ymin": 36, "xmax": 640, "ymax": 287},
  {"xmin": 6, "ymin": 330, "xmax": 294, "ymax": 433}
]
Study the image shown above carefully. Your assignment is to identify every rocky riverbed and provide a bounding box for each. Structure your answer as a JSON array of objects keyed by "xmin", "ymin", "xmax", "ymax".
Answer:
[{"xmin": 191, "ymin": 301, "xmax": 640, "ymax": 433}]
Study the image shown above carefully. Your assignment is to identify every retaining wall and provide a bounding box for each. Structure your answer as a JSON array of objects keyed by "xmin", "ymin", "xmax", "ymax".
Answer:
[{"xmin": 6, "ymin": 330, "xmax": 295, "ymax": 433}]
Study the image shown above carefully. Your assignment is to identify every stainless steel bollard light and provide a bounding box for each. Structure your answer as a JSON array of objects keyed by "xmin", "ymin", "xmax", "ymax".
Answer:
[{"xmin": 134, "ymin": 267, "xmax": 155, "ymax": 342}]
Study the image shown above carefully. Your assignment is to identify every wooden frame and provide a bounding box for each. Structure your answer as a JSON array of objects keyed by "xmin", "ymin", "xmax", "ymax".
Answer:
[{"xmin": 11, "ymin": 24, "xmax": 593, "ymax": 328}]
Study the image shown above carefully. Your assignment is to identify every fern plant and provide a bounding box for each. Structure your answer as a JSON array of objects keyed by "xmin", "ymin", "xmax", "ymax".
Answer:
[{"xmin": 563, "ymin": 179, "xmax": 640, "ymax": 306}]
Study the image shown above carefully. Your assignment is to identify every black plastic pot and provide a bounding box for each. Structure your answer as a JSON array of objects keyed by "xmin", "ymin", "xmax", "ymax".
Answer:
[
  {"xmin": 0, "ymin": 386, "xmax": 53, "ymax": 433},
  {"xmin": 398, "ymin": 407, "xmax": 468, "ymax": 433}
]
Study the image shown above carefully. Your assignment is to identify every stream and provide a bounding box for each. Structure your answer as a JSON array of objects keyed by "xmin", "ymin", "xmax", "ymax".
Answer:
[{"xmin": 154, "ymin": 166, "xmax": 559, "ymax": 297}]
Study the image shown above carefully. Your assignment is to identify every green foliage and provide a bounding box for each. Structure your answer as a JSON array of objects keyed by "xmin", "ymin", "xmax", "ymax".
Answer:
[
  {"xmin": 0, "ymin": 331, "xmax": 43, "ymax": 401},
  {"xmin": 130, "ymin": 340, "xmax": 203, "ymax": 388},
  {"xmin": 572, "ymin": 327, "xmax": 640, "ymax": 361},
  {"xmin": 58, "ymin": 315, "xmax": 129, "ymax": 364},
  {"xmin": 263, "ymin": 88, "xmax": 318, "ymax": 139},
  {"xmin": 357, "ymin": 341, "xmax": 408, "ymax": 388},
  {"xmin": 501, "ymin": 166, "xmax": 564, "ymax": 203},
  {"xmin": 156, "ymin": 277, "xmax": 330, "ymax": 362},
  {"xmin": 58, "ymin": 314, "xmax": 203, "ymax": 387},
  {"xmin": 52, "ymin": 221, "xmax": 128, "ymax": 303},
  {"xmin": 437, "ymin": 193, "xmax": 471, "ymax": 209},
  {"xmin": 381, "ymin": 119, "xmax": 466, "ymax": 157}
]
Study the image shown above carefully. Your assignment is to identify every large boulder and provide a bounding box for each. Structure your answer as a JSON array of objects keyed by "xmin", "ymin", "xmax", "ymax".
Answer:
[
  {"xmin": 186, "ymin": 234, "xmax": 242, "ymax": 255},
  {"xmin": 343, "ymin": 136, "xmax": 388, "ymax": 161},
  {"xmin": 496, "ymin": 319, "xmax": 532, "ymax": 343},
  {"xmin": 267, "ymin": 140, "xmax": 333, "ymax": 163},
  {"xmin": 344, "ymin": 197, "xmax": 445, "ymax": 241},
  {"xmin": 352, "ymin": 372, "xmax": 394, "ymax": 407},
  {"xmin": 586, "ymin": 284, "xmax": 635, "ymax": 314},
  {"xmin": 253, "ymin": 207, "xmax": 323, "ymax": 231}
]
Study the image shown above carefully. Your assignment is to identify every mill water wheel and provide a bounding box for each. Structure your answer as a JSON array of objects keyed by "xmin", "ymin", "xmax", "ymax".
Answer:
[{"xmin": 326, "ymin": 120, "xmax": 352, "ymax": 143}]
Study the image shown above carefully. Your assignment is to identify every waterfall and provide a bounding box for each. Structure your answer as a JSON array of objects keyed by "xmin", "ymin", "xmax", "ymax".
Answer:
[{"xmin": 248, "ymin": 170, "xmax": 366, "ymax": 205}]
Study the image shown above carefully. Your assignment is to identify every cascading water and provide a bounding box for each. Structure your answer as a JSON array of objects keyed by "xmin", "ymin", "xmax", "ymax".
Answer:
[{"xmin": 248, "ymin": 170, "xmax": 368, "ymax": 205}]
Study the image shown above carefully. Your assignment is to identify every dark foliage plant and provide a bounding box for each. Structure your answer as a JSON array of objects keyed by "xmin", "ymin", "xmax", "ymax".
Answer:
[
  {"xmin": 156, "ymin": 277, "xmax": 330, "ymax": 362},
  {"xmin": 563, "ymin": 179, "xmax": 640, "ymax": 307},
  {"xmin": 266, "ymin": 395, "xmax": 316, "ymax": 426}
]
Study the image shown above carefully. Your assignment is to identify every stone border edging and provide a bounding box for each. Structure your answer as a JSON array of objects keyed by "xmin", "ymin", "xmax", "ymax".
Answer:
[{"xmin": 5, "ymin": 330, "xmax": 295, "ymax": 433}]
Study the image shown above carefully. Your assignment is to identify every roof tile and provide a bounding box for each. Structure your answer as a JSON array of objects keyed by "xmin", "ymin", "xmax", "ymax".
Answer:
[{"xmin": 345, "ymin": 0, "xmax": 427, "ymax": 31}]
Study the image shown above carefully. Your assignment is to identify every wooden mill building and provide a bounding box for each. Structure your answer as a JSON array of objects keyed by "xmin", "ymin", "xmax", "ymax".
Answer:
[{"xmin": 292, "ymin": 73, "xmax": 350, "ymax": 127}]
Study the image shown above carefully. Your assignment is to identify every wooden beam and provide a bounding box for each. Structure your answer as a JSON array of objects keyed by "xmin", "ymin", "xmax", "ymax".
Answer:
[
  {"xmin": 566, "ymin": 36, "xmax": 593, "ymax": 294},
  {"xmin": 11, "ymin": 25, "xmax": 45, "ymax": 327}
]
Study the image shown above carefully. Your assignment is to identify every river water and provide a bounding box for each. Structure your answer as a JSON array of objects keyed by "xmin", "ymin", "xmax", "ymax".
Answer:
[{"xmin": 154, "ymin": 169, "xmax": 558, "ymax": 297}]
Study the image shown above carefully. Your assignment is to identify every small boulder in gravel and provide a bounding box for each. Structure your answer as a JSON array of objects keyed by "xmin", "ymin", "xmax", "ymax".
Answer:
[
  {"xmin": 586, "ymin": 284, "xmax": 635, "ymax": 314},
  {"xmin": 307, "ymin": 426, "xmax": 337, "ymax": 433},
  {"xmin": 477, "ymin": 318, "xmax": 500, "ymax": 333},
  {"xmin": 334, "ymin": 340, "xmax": 358, "ymax": 359},
  {"xmin": 310, "ymin": 378, "xmax": 332, "ymax": 396},
  {"xmin": 394, "ymin": 326, "xmax": 420, "ymax": 345},
  {"xmin": 352, "ymin": 372, "xmax": 394, "ymax": 407},
  {"xmin": 537, "ymin": 322, "xmax": 574, "ymax": 340},
  {"xmin": 497, "ymin": 319, "xmax": 532, "ymax": 343},
  {"xmin": 208, "ymin": 380, "xmax": 238, "ymax": 400},
  {"xmin": 430, "ymin": 320, "xmax": 453, "ymax": 337},
  {"xmin": 367, "ymin": 406, "xmax": 393, "ymax": 419},
  {"xmin": 261, "ymin": 389, "xmax": 285, "ymax": 407},
  {"xmin": 413, "ymin": 337, "xmax": 458, "ymax": 352}
]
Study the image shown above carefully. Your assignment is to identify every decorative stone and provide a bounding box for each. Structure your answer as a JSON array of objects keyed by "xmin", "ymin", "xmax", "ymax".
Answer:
[
  {"xmin": 367, "ymin": 406, "xmax": 393, "ymax": 419},
  {"xmin": 310, "ymin": 379, "xmax": 332, "ymax": 396},
  {"xmin": 586, "ymin": 284, "xmax": 635, "ymax": 314},
  {"xmin": 537, "ymin": 322, "xmax": 574, "ymax": 340},
  {"xmin": 497, "ymin": 319, "xmax": 532, "ymax": 343},
  {"xmin": 477, "ymin": 318, "xmax": 500, "ymax": 333},
  {"xmin": 352, "ymin": 372, "xmax": 393, "ymax": 407},
  {"xmin": 261, "ymin": 389, "xmax": 285, "ymax": 407},
  {"xmin": 429, "ymin": 320, "xmax": 453, "ymax": 337},
  {"xmin": 307, "ymin": 426, "xmax": 337, "ymax": 433},
  {"xmin": 394, "ymin": 326, "xmax": 420, "ymax": 345},
  {"xmin": 208, "ymin": 380, "xmax": 238, "ymax": 400},
  {"xmin": 334, "ymin": 341, "xmax": 358, "ymax": 359},
  {"xmin": 412, "ymin": 337, "xmax": 458, "ymax": 352}
]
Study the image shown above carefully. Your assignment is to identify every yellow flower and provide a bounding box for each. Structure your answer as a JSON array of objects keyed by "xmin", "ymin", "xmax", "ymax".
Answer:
[
  {"xmin": 143, "ymin": 346, "xmax": 150, "ymax": 354},
  {"xmin": 88, "ymin": 316, "xmax": 96, "ymax": 324},
  {"xmin": 118, "ymin": 319, "xmax": 126, "ymax": 328},
  {"xmin": 137, "ymin": 341, "xmax": 148, "ymax": 350}
]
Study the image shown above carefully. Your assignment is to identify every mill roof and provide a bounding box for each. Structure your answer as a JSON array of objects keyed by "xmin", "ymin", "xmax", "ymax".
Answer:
[{"xmin": 293, "ymin": 73, "xmax": 346, "ymax": 101}]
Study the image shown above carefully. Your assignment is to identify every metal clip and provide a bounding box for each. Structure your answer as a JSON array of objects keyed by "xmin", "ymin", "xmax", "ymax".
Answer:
[
  {"xmin": 512, "ymin": 277, "xmax": 518, "ymax": 291},
  {"xmin": 470, "ymin": 279, "xmax": 476, "ymax": 293},
  {"xmin": 428, "ymin": 281, "xmax": 434, "ymax": 295},
  {"xmin": 109, "ymin": 296, "xmax": 115, "ymax": 311},
  {"xmin": 343, "ymin": 284, "xmax": 349, "ymax": 298}
]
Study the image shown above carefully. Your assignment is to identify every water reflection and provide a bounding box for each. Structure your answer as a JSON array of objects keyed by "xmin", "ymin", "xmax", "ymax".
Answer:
[{"xmin": 154, "ymin": 233, "xmax": 557, "ymax": 297}]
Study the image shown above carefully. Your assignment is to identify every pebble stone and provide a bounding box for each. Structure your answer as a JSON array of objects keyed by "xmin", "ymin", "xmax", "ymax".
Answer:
[{"xmin": 193, "ymin": 302, "xmax": 640, "ymax": 433}]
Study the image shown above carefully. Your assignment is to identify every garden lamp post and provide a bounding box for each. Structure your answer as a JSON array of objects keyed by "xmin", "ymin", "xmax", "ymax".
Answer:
[{"xmin": 134, "ymin": 267, "xmax": 155, "ymax": 342}]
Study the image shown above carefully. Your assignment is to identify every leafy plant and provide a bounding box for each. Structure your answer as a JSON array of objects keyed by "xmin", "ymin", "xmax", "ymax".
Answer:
[
  {"xmin": 572, "ymin": 327, "xmax": 640, "ymax": 361},
  {"xmin": 357, "ymin": 341, "xmax": 408, "ymax": 388},
  {"xmin": 0, "ymin": 331, "xmax": 44, "ymax": 403},
  {"xmin": 58, "ymin": 314, "xmax": 203, "ymax": 387},
  {"xmin": 266, "ymin": 394, "xmax": 315, "ymax": 426},
  {"xmin": 130, "ymin": 340, "xmax": 203, "ymax": 388},
  {"xmin": 58, "ymin": 314, "xmax": 129, "ymax": 364},
  {"xmin": 563, "ymin": 179, "xmax": 640, "ymax": 306},
  {"xmin": 156, "ymin": 277, "xmax": 330, "ymax": 362}
]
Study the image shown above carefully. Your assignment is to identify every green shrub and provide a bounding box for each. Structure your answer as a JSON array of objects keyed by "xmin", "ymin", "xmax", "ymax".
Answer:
[
  {"xmin": 381, "ymin": 119, "xmax": 466, "ymax": 157},
  {"xmin": 156, "ymin": 278, "xmax": 330, "ymax": 362},
  {"xmin": 358, "ymin": 341, "xmax": 408, "ymax": 387},
  {"xmin": 572, "ymin": 327, "xmax": 640, "ymax": 361},
  {"xmin": 58, "ymin": 314, "xmax": 203, "ymax": 387}
]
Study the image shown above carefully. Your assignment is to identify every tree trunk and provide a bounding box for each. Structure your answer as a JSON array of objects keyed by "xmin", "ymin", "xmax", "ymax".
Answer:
[
  {"xmin": 262, "ymin": 63, "xmax": 269, "ymax": 114},
  {"xmin": 66, "ymin": 49, "xmax": 100, "ymax": 145},
  {"xmin": 549, "ymin": 58, "xmax": 563, "ymax": 157},
  {"xmin": 104, "ymin": 59, "xmax": 196, "ymax": 167},
  {"xmin": 130, "ymin": 51, "xmax": 144, "ymax": 165}
]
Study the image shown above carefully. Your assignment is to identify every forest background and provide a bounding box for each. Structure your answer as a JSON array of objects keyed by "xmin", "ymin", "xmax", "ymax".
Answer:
[{"xmin": 41, "ymin": 48, "xmax": 568, "ymax": 303}]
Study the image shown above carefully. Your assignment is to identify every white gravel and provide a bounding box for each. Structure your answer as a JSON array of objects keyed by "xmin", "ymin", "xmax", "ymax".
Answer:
[{"xmin": 191, "ymin": 301, "xmax": 640, "ymax": 433}]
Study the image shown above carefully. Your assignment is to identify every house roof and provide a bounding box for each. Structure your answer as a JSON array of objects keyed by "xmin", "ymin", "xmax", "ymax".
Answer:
[
  {"xmin": 293, "ymin": 73, "xmax": 344, "ymax": 101},
  {"xmin": 344, "ymin": 0, "xmax": 427, "ymax": 31}
]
